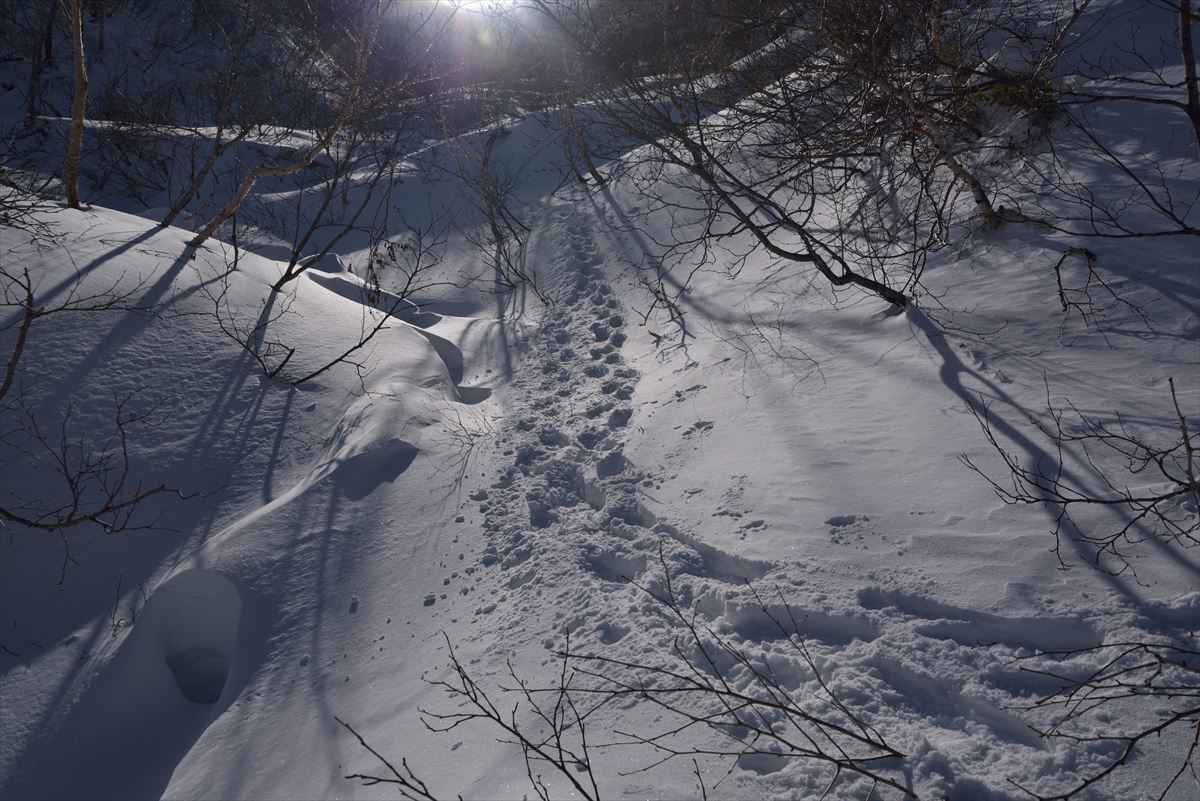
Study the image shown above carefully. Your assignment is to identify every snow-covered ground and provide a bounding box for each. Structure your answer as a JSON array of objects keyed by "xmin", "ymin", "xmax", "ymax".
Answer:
[{"xmin": 1, "ymin": 4, "xmax": 1198, "ymax": 800}]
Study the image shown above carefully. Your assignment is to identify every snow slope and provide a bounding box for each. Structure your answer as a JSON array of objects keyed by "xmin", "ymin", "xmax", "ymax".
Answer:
[{"xmin": 2, "ymin": 6, "xmax": 1198, "ymax": 801}]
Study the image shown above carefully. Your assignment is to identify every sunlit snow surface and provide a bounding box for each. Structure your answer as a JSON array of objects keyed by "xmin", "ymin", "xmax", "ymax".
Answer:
[{"xmin": 1, "ymin": 4, "xmax": 1198, "ymax": 800}]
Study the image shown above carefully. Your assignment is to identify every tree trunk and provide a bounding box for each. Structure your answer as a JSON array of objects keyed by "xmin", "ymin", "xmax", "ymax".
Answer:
[
  {"xmin": 25, "ymin": 0, "xmax": 50, "ymax": 120},
  {"xmin": 1180, "ymin": 0, "xmax": 1200, "ymax": 153},
  {"xmin": 161, "ymin": 127, "xmax": 248, "ymax": 229},
  {"xmin": 0, "ymin": 276, "xmax": 36, "ymax": 403},
  {"xmin": 566, "ymin": 98, "xmax": 604, "ymax": 185},
  {"xmin": 481, "ymin": 128, "xmax": 507, "ymax": 253},
  {"xmin": 64, "ymin": 0, "xmax": 87, "ymax": 210},
  {"xmin": 188, "ymin": 101, "xmax": 356, "ymax": 249},
  {"xmin": 43, "ymin": 0, "xmax": 56, "ymax": 66},
  {"xmin": 938, "ymin": 146, "xmax": 1001, "ymax": 230}
]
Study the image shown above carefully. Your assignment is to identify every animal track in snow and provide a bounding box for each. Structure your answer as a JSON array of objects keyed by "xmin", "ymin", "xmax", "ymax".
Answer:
[
  {"xmin": 825, "ymin": 514, "xmax": 874, "ymax": 547},
  {"xmin": 671, "ymin": 384, "xmax": 707, "ymax": 403}
]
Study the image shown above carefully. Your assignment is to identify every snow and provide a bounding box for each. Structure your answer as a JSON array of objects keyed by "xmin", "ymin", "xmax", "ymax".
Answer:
[{"xmin": 1, "ymin": 4, "xmax": 1198, "ymax": 800}]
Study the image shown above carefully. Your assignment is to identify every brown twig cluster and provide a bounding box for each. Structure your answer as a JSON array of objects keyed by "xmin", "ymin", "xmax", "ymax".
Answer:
[{"xmin": 1010, "ymin": 640, "xmax": 1200, "ymax": 801}]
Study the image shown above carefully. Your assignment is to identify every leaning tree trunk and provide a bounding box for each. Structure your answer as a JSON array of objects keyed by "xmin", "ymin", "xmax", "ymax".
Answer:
[
  {"xmin": 187, "ymin": 100, "xmax": 356, "ymax": 249},
  {"xmin": 160, "ymin": 126, "xmax": 248, "ymax": 229},
  {"xmin": 64, "ymin": 0, "xmax": 87, "ymax": 210}
]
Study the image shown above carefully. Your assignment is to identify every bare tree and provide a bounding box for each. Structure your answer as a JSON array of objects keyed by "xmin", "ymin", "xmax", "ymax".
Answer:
[
  {"xmin": 0, "ymin": 255, "xmax": 147, "ymax": 403},
  {"xmin": 184, "ymin": 1, "xmax": 389, "ymax": 249},
  {"xmin": 443, "ymin": 125, "xmax": 542, "ymax": 299},
  {"xmin": 1, "ymin": 200, "xmax": 194, "ymax": 586},
  {"xmin": 336, "ymin": 717, "xmax": 445, "ymax": 801},
  {"xmin": 552, "ymin": 550, "xmax": 912, "ymax": 798},
  {"xmin": 157, "ymin": 0, "xmax": 280, "ymax": 230},
  {"xmin": 187, "ymin": 98, "xmax": 361, "ymax": 250},
  {"xmin": 195, "ymin": 214, "xmax": 452, "ymax": 387},
  {"xmin": 1007, "ymin": 0, "xmax": 1200, "ymax": 239},
  {"xmin": 64, "ymin": 0, "xmax": 87, "ymax": 209},
  {"xmin": 520, "ymin": 0, "xmax": 1031, "ymax": 311},
  {"xmin": 268, "ymin": 117, "xmax": 412, "ymax": 293},
  {"xmin": 421, "ymin": 631, "xmax": 602, "ymax": 801},
  {"xmin": 21, "ymin": 0, "xmax": 58, "ymax": 121}
]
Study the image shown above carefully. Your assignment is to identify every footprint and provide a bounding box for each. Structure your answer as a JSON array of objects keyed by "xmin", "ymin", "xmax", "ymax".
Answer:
[
  {"xmin": 585, "ymin": 401, "xmax": 613, "ymax": 419},
  {"xmin": 596, "ymin": 450, "xmax": 629, "ymax": 478},
  {"xmin": 672, "ymin": 384, "xmax": 707, "ymax": 403},
  {"xmin": 577, "ymin": 428, "xmax": 608, "ymax": 449},
  {"xmin": 865, "ymin": 656, "xmax": 1044, "ymax": 748},
  {"xmin": 736, "ymin": 751, "xmax": 788, "ymax": 776},
  {"xmin": 597, "ymin": 622, "xmax": 630, "ymax": 644},
  {"xmin": 722, "ymin": 602, "xmax": 879, "ymax": 645},
  {"xmin": 858, "ymin": 588, "xmax": 1100, "ymax": 651},
  {"xmin": 584, "ymin": 548, "xmax": 647, "ymax": 582},
  {"xmin": 607, "ymin": 407, "xmax": 632, "ymax": 429},
  {"xmin": 658, "ymin": 523, "xmax": 774, "ymax": 584}
]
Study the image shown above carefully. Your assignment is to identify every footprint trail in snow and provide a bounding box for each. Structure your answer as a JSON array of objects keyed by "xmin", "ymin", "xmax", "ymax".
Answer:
[
  {"xmin": 462, "ymin": 203, "xmax": 779, "ymax": 652},
  {"xmin": 446, "ymin": 201, "xmax": 1121, "ymax": 798}
]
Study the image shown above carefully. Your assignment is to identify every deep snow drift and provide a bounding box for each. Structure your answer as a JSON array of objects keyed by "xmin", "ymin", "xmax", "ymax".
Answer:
[{"xmin": 1, "ymin": 4, "xmax": 1198, "ymax": 801}]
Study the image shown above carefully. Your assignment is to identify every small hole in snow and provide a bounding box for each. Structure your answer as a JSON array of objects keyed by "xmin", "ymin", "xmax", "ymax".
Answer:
[{"xmin": 167, "ymin": 646, "xmax": 231, "ymax": 704}]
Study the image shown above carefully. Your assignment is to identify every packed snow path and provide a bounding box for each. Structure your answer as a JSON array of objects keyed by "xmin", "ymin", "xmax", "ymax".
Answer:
[
  {"xmin": 465, "ymin": 203, "xmax": 783, "ymax": 648},
  {"xmin": 433, "ymin": 196, "xmax": 1199, "ymax": 800}
]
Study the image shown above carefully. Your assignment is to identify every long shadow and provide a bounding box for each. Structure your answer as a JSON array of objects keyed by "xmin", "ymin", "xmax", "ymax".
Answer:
[
  {"xmin": 588, "ymin": 186, "xmax": 1196, "ymax": 615},
  {"xmin": 493, "ymin": 237, "xmax": 519, "ymax": 379},
  {"xmin": 0, "ymin": 382, "xmax": 290, "ymax": 799},
  {"xmin": 1, "ymin": 415, "xmax": 365, "ymax": 800},
  {"xmin": 204, "ymin": 458, "xmax": 405, "ymax": 798},
  {"xmin": 38, "ymin": 249, "xmax": 196, "ymax": 417},
  {"xmin": 585, "ymin": 182, "xmax": 823, "ymax": 338},
  {"xmin": 588, "ymin": 185, "xmax": 700, "ymax": 340},
  {"xmin": 0, "ymin": 292, "xmax": 305, "ymax": 776},
  {"xmin": 30, "ymin": 226, "xmax": 161, "ymax": 311},
  {"xmin": 907, "ymin": 307, "xmax": 1197, "ymax": 624},
  {"xmin": 261, "ymin": 387, "xmax": 296, "ymax": 503}
]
